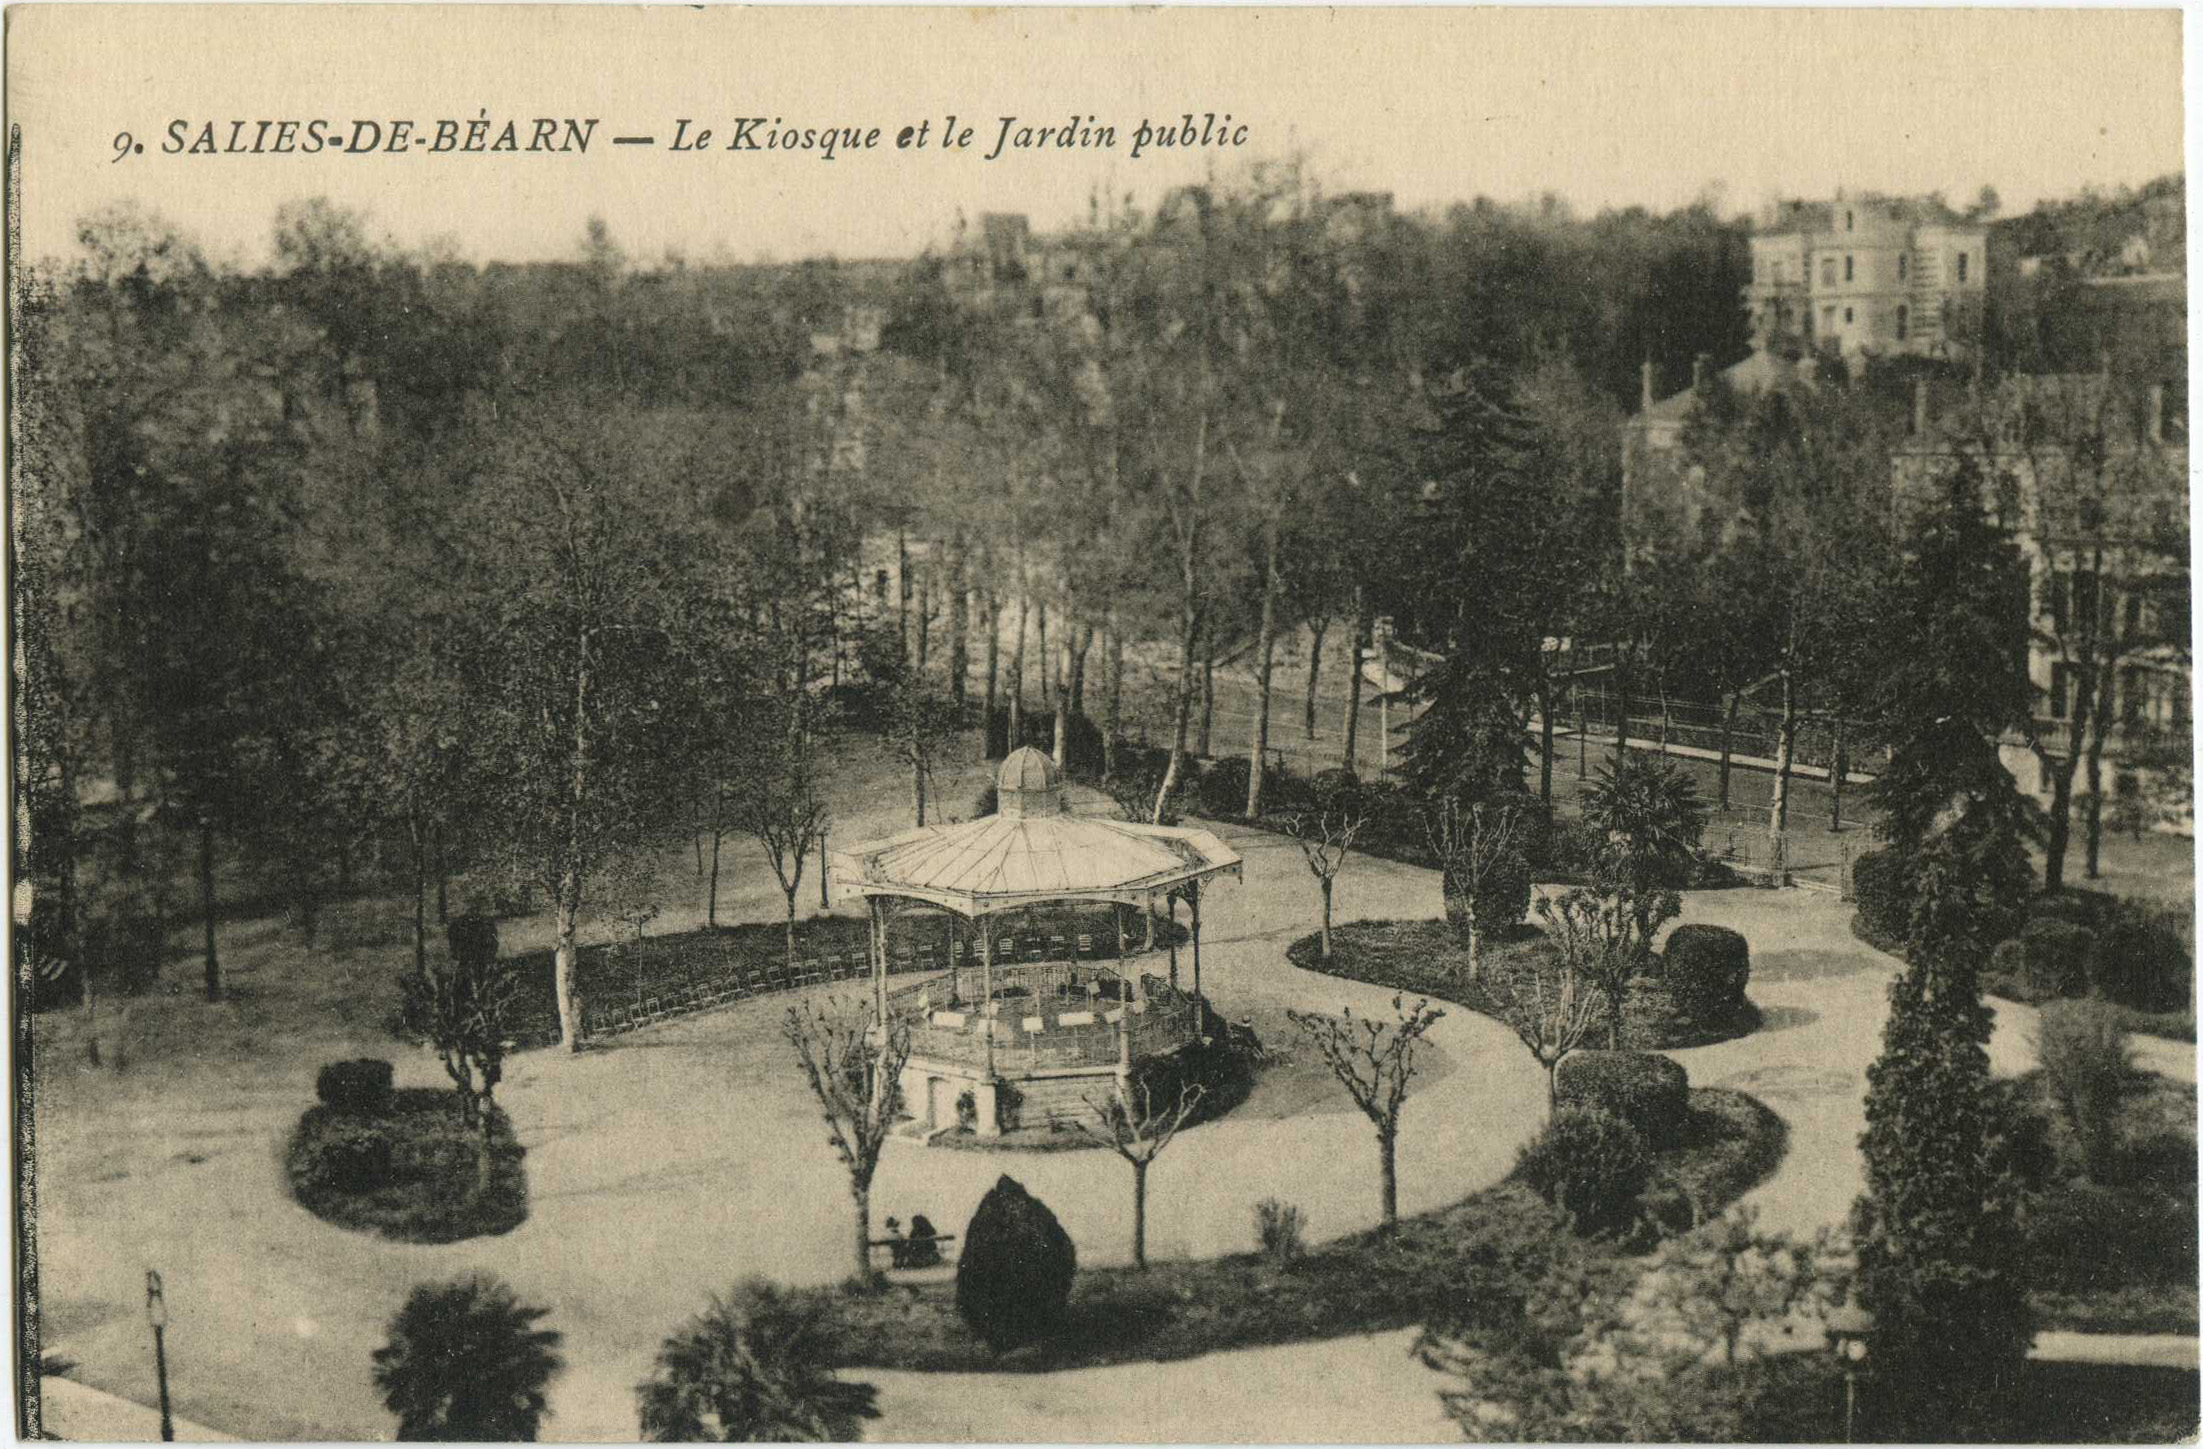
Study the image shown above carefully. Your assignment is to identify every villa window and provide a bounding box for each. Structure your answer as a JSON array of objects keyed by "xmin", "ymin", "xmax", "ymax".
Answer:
[
  {"xmin": 1896, "ymin": 305, "xmax": 1908, "ymax": 340},
  {"xmin": 1899, "ymin": 254, "xmax": 1908, "ymax": 281},
  {"xmin": 1957, "ymin": 252, "xmax": 1970, "ymax": 283},
  {"xmin": 1845, "ymin": 209, "xmax": 1854, "ymax": 231},
  {"xmin": 1843, "ymin": 307, "xmax": 1854, "ymax": 324},
  {"xmin": 1844, "ymin": 255, "xmax": 1854, "ymax": 281},
  {"xmin": 1821, "ymin": 257, "xmax": 1837, "ymax": 287}
]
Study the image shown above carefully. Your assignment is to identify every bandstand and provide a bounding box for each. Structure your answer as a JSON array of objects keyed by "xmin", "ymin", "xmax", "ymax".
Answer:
[{"xmin": 833, "ymin": 747, "xmax": 1243, "ymax": 1138}]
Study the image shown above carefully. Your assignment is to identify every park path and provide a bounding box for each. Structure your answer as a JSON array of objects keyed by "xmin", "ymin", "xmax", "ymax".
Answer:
[{"xmin": 30, "ymin": 804, "xmax": 2192, "ymax": 1443}]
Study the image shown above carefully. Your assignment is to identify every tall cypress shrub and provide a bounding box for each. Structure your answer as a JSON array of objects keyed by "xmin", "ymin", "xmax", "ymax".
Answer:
[{"xmin": 1851, "ymin": 834, "xmax": 2033, "ymax": 1439}]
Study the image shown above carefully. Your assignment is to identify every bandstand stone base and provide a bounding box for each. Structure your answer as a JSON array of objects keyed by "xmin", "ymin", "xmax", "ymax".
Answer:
[{"xmin": 902, "ymin": 1057, "xmax": 1128, "ymax": 1139}]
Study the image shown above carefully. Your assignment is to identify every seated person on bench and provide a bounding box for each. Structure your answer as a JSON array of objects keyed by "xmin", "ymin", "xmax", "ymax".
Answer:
[{"xmin": 903, "ymin": 1213, "xmax": 943, "ymax": 1268}]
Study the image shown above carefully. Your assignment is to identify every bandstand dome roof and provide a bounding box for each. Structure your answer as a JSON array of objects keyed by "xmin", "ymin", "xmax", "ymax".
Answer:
[{"xmin": 832, "ymin": 749, "xmax": 1242, "ymax": 915}]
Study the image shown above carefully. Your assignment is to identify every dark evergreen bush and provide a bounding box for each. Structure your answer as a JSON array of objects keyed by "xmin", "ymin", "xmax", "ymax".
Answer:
[
  {"xmin": 317, "ymin": 1058, "xmax": 396, "ymax": 1117},
  {"xmin": 2089, "ymin": 905, "xmax": 2193, "ymax": 1012},
  {"xmin": 1442, "ymin": 846, "xmax": 1532, "ymax": 942},
  {"xmin": 1538, "ymin": 817, "xmax": 1612, "ymax": 880},
  {"xmin": 1197, "ymin": 756, "xmax": 1253, "ymax": 817},
  {"xmin": 1662, "ymin": 924, "xmax": 1751, "ymax": 1027},
  {"xmin": 1309, "ymin": 767, "xmax": 1363, "ymax": 811},
  {"xmin": 446, "ymin": 914, "xmax": 500, "ymax": 970},
  {"xmin": 1514, "ymin": 1105, "xmax": 1652, "ymax": 1237},
  {"xmin": 971, "ymin": 783, "xmax": 998, "ymax": 819},
  {"xmin": 1058, "ymin": 712, "xmax": 1106, "ymax": 780},
  {"xmin": 2015, "ymin": 919, "xmax": 2096, "ymax": 1000},
  {"xmin": 1850, "ymin": 847, "xmax": 1913, "ymax": 943},
  {"xmin": 955, "ymin": 1175, "xmax": 1076, "ymax": 1352},
  {"xmin": 1555, "ymin": 1050, "xmax": 1690, "ymax": 1149}
]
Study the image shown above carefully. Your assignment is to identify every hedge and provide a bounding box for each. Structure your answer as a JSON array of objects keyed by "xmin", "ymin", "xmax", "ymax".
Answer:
[
  {"xmin": 2016, "ymin": 919, "xmax": 2097, "ymax": 1000},
  {"xmin": 1555, "ymin": 1050, "xmax": 1690, "ymax": 1150}
]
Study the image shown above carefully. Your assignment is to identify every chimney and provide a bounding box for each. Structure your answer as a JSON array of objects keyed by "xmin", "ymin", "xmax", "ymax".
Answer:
[
  {"xmin": 1640, "ymin": 360, "xmax": 1655, "ymax": 412},
  {"xmin": 1912, "ymin": 379, "xmax": 1930, "ymax": 437},
  {"xmin": 1692, "ymin": 353, "xmax": 1711, "ymax": 393},
  {"xmin": 2149, "ymin": 383, "xmax": 2166, "ymax": 444}
]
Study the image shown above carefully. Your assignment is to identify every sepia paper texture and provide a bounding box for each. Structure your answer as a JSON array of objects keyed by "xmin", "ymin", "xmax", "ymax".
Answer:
[{"xmin": 7, "ymin": 5, "xmax": 2194, "ymax": 1444}]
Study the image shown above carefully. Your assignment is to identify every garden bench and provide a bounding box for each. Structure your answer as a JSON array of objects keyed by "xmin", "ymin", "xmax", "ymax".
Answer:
[{"xmin": 868, "ymin": 1232, "xmax": 957, "ymax": 1270}]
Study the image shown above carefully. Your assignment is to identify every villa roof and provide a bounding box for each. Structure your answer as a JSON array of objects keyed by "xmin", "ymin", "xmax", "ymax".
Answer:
[{"xmin": 832, "ymin": 749, "xmax": 1242, "ymax": 914}]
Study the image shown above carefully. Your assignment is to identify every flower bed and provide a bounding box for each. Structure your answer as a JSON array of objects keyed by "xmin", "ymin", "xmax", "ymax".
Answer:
[
  {"xmin": 791, "ymin": 1087, "xmax": 1785, "ymax": 1373},
  {"xmin": 1285, "ymin": 919, "xmax": 1759, "ymax": 1051},
  {"xmin": 286, "ymin": 1088, "xmax": 526, "ymax": 1244}
]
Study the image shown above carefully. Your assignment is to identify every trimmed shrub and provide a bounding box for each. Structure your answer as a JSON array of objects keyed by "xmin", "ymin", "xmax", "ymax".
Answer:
[
  {"xmin": 296, "ymin": 1114, "xmax": 393, "ymax": 1196},
  {"xmin": 956, "ymin": 1175, "xmax": 1076, "ymax": 1352},
  {"xmin": 1662, "ymin": 925, "xmax": 1751, "ymax": 1027},
  {"xmin": 2090, "ymin": 905, "xmax": 2193, "ymax": 1012},
  {"xmin": 1197, "ymin": 756, "xmax": 1253, "ymax": 818},
  {"xmin": 1515, "ymin": 1105, "xmax": 1652, "ymax": 1238},
  {"xmin": 2035, "ymin": 999, "xmax": 2134, "ymax": 1177},
  {"xmin": 2015, "ymin": 919, "xmax": 2096, "ymax": 1000},
  {"xmin": 1254, "ymin": 1199, "xmax": 1306, "ymax": 1264},
  {"xmin": 1851, "ymin": 847, "xmax": 1912, "ymax": 944},
  {"xmin": 317, "ymin": 1058, "xmax": 396, "ymax": 1117},
  {"xmin": 1556, "ymin": 1050, "xmax": 1691, "ymax": 1150}
]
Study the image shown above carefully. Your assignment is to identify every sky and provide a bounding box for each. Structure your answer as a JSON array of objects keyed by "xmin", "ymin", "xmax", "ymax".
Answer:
[{"xmin": 8, "ymin": 7, "xmax": 2187, "ymax": 269}]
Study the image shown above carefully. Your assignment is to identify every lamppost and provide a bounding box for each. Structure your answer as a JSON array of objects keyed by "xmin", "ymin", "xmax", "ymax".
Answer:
[
  {"xmin": 145, "ymin": 1268, "xmax": 174, "ymax": 1442},
  {"xmin": 1825, "ymin": 1301, "xmax": 1872, "ymax": 1444}
]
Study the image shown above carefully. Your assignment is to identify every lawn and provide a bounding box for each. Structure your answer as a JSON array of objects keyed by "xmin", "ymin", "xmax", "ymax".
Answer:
[
  {"xmin": 1286, "ymin": 918, "xmax": 1760, "ymax": 1051},
  {"xmin": 795, "ymin": 1087, "xmax": 1786, "ymax": 1373}
]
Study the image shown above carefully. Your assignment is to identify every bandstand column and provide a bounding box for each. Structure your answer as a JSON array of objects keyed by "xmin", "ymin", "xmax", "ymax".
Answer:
[
  {"xmin": 1167, "ymin": 891, "xmax": 1180, "ymax": 990},
  {"xmin": 1190, "ymin": 883, "xmax": 1203, "ymax": 1001},
  {"xmin": 869, "ymin": 896, "xmax": 888, "ymax": 1028},
  {"xmin": 980, "ymin": 912, "xmax": 996, "ymax": 1080}
]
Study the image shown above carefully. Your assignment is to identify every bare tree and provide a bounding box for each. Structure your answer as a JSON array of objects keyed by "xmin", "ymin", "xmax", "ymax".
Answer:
[
  {"xmin": 783, "ymin": 997, "xmax": 914, "ymax": 1279},
  {"xmin": 1423, "ymin": 795, "xmax": 1529, "ymax": 982},
  {"xmin": 1489, "ymin": 934, "xmax": 1601, "ymax": 1107},
  {"xmin": 1288, "ymin": 807, "xmax": 1366, "ymax": 958},
  {"xmin": 400, "ymin": 918, "xmax": 518, "ymax": 1194},
  {"xmin": 1074, "ymin": 1076, "xmax": 1205, "ymax": 1267},
  {"xmin": 1536, "ymin": 883, "xmax": 1674, "ymax": 1051},
  {"xmin": 736, "ymin": 730, "xmax": 833, "ymax": 970},
  {"xmin": 1286, "ymin": 995, "xmax": 1444, "ymax": 1224}
]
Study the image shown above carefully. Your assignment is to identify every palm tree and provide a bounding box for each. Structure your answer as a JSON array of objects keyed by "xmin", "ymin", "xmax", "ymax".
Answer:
[
  {"xmin": 1582, "ymin": 756, "xmax": 1708, "ymax": 891},
  {"xmin": 372, "ymin": 1274, "xmax": 563, "ymax": 1441},
  {"xmin": 636, "ymin": 1279, "xmax": 880, "ymax": 1442}
]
